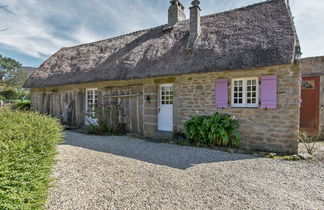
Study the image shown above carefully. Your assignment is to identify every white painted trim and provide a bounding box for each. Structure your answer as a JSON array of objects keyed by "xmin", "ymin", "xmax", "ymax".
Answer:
[
  {"xmin": 231, "ymin": 77, "xmax": 259, "ymax": 108},
  {"xmin": 158, "ymin": 84, "xmax": 174, "ymax": 131},
  {"xmin": 85, "ymin": 88, "xmax": 98, "ymax": 125}
]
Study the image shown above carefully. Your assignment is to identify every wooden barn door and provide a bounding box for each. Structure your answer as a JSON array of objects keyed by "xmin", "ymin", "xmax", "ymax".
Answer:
[
  {"xmin": 102, "ymin": 85, "xmax": 144, "ymax": 134},
  {"xmin": 300, "ymin": 76, "xmax": 320, "ymax": 136}
]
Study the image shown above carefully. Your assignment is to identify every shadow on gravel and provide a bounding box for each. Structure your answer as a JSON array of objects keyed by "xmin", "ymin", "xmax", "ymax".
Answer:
[{"xmin": 62, "ymin": 131, "xmax": 256, "ymax": 170}]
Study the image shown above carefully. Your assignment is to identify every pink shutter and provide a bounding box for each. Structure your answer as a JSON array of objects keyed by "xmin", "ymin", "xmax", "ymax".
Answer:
[
  {"xmin": 215, "ymin": 79, "xmax": 228, "ymax": 108},
  {"xmin": 261, "ymin": 75, "xmax": 277, "ymax": 109}
]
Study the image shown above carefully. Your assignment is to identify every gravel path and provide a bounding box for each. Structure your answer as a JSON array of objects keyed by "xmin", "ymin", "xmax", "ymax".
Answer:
[{"xmin": 46, "ymin": 131, "xmax": 324, "ymax": 210}]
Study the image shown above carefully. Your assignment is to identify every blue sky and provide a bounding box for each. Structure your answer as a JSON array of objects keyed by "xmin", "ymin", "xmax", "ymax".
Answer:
[{"xmin": 0, "ymin": 0, "xmax": 323, "ymax": 67}]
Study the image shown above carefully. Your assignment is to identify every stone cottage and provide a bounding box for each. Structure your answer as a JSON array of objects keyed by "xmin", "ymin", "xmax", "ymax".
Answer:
[{"xmin": 24, "ymin": 0, "xmax": 302, "ymax": 153}]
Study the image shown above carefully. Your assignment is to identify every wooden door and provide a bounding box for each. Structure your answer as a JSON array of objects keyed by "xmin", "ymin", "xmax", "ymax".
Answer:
[{"xmin": 300, "ymin": 76, "xmax": 320, "ymax": 136}]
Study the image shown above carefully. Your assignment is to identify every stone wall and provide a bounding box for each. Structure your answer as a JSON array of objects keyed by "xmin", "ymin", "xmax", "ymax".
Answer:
[
  {"xmin": 174, "ymin": 64, "xmax": 300, "ymax": 153},
  {"xmin": 301, "ymin": 56, "xmax": 324, "ymax": 137},
  {"xmin": 30, "ymin": 63, "xmax": 301, "ymax": 153}
]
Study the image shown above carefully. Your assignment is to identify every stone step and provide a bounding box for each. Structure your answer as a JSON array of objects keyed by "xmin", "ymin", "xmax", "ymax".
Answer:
[{"xmin": 154, "ymin": 131, "xmax": 173, "ymax": 141}]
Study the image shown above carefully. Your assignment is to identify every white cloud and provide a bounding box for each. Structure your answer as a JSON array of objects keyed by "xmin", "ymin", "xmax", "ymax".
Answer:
[{"xmin": 290, "ymin": 0, "xmax": 324, "ymax": 58}]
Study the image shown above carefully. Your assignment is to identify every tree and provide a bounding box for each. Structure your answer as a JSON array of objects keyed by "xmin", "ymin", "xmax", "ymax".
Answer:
[
  {"xmin": 0, "ymin": 88, "xmax": 18, "ymax": 99},
  {"xmin": 0, "ymin": 54, "xmax": 22, "ymax": 87}
]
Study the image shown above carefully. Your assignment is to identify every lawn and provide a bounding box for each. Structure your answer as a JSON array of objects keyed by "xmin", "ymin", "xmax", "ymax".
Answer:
[{"xmin": 0, "ymin": 109, "xmax": 63, "ymax": 209}]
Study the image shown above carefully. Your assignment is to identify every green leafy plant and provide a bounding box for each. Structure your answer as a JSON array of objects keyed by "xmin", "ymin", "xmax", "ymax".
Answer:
[
  {"xmin": 298, "ymin": 132, "xmax": 318, "ymax": 155},
  {"xmin": 0, "ymin": 109, "xmax": 63, "ymax": 209},
  {"xmin": 184, "ymin": 112, "xmax": 240, "ymax": 147},
  {"xmin": 172, "ymin": 130, "xmax": 191, "ymax": 145}
]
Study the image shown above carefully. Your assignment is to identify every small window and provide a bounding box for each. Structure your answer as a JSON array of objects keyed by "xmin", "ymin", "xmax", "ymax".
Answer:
[
  {"xmin": 232, "ymin": 78, "xmax": 259, "ymax": 108},
  {"xmin": 160, "ymin": 85, "xmax": 173, "ymax": 105},
  {"xmin": 302, "ymin": 81, "xmax": 315, "ymax": 89}
]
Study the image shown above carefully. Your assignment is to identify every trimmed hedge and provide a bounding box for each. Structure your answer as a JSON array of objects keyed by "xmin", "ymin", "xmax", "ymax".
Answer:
[{"xmin": 0, "ymin": 109, "xmax": 63, "ymax": 209}]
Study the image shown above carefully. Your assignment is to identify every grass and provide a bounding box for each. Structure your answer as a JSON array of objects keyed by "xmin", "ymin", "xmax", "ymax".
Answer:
[{"xmin": 0, "ymin": 109, "xmax": 63, "ymax": 209}]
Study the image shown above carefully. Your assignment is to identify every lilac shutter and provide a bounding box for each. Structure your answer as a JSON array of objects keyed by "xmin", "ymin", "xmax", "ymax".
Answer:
[
  {"xmin": 215, "ymin": 79, "xmax": 228, "ymax": 108},
  {"xmin": 261, "ymin": 75, "xmax": 277, "ymax": 109}
]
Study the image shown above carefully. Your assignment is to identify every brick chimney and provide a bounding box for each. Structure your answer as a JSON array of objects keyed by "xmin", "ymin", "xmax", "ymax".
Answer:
[
  {"xmin": 187, "ymin": 0, "xmax": 201, "ymax": 49},
  {"xmin": 168, "ymin": 0, "xmax": 186, "ymax": 25}
]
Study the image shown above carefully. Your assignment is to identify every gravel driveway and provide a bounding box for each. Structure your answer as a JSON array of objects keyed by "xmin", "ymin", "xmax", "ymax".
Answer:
[{"xmin": 46, "ymin": 131, "xmax": 324, "ymax": 210}]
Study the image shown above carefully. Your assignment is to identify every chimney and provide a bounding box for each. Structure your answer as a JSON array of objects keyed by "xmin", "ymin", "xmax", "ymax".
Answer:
[
  {"xmin": 187, "ymin": 0, "xmax": 201, "ymax": 49},
  {"xmin": 168, "ymin": 0, "xmax": 186, "ymax": 25}
]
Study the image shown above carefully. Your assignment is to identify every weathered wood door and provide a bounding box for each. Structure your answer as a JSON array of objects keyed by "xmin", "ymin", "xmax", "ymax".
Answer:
[
  {"xmin": 102, "ymin": 85, "xmax": 144, "ymax": 134},
  {"xmin": 158, "ymin": 84, "xmax": 174, "ymax": 131},
  {"xmin": 300, "ymin": 76, "xmax": 320, "ymax": 136}
]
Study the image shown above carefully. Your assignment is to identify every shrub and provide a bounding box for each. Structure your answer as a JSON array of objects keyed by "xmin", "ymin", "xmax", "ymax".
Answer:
[
  {"xmin": 0, "ymin": 109, "xmax": 63, "ymax": 209},
  {"xmin": 11, "ymin": 102, "xmax": 31, "ymax": 111},
  {"xmin": 0, "ymin": 89, "xmax": 18, "ymax": 100},
  {"xmin": 184, "ymin": 112, "xmax": 240, "ymax": 147},
  {"xmin": 298, "ymin": 132, "xmax": 318, "ymax": 155}
]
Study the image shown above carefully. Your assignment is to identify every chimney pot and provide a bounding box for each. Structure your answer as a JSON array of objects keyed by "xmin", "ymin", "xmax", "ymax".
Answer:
[
  {"xmin": 168, "ymin": 0, "xmax": 186, "ymax": 25},
  {"xmin": 187, "ymin": 0, "xmax": 201, "ymax": 49}
]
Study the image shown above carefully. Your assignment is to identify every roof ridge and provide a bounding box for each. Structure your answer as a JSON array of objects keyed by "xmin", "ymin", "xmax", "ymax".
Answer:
[
  {"xmin": 62, "ymin": 24, "xmax": 168, "ymax": 50},
  {"xmin": 201, "ymin": 0, "xmax": 274, "ymax": 19},
  {"xmin": 61, "ymin": 0, "xmax": 277, "ymax": 51}
]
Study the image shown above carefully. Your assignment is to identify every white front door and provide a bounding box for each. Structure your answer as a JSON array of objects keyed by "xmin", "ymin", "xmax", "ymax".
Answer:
[{"xmin": 158, "ymin": 84, "xmax": 173, "ymax": 131}]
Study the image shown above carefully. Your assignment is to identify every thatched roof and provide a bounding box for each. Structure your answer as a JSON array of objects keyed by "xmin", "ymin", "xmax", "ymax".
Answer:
[
  {"xmin": 24, "ymin": 0, "xmax": 300, "ymax": 88},
  {"xmin": 19, "ymin": 67, "xmax": 37, "ymax": 74}
]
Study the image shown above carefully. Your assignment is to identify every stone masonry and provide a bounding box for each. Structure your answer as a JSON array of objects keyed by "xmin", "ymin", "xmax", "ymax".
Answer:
[{"xmin": 30, "ymin": 63, "xmax": 301, "ymax": 153}]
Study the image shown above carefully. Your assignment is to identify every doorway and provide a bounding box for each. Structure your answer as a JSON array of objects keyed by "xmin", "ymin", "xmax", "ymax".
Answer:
[
  {"xmin": 300, "ymin": 76, "xmax": 320, "ymax": 136},
  {"xmin": 158, "ymin": 84, "xmax": 174, "ymax": 131}
]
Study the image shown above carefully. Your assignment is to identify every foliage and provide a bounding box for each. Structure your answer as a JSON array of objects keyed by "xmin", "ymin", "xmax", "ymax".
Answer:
[
  {"xmin": 0, "ymin": 88, "xmax": 18, "ymax": 99},
  {"xmin": 172, "ymin": 130, "xmax": 191, "ymax": 145},
  {"xmin": 184, "ymin": 112, "xmax": 240, "ymax": 147},
  {"xmin": 0, "ymin": 54, "xmax": 22, "ymax": 83},
  {"xmin": 11, "ymin": 102, "xmax": 31, "ymax": 111},
  {"xmin": 86, "ymin": 104, "xmax": 126, "ymax": 136},
  {"xmin": 298, "ymin": 132, "xmax": 318, "ymax": 155},
  {"xmin": 0, "ymin": 109, "xmax": 63, "ymax": 209}
]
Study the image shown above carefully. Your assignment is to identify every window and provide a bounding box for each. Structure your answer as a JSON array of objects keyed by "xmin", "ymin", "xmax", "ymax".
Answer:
[
  {"xmin": 232, "ymin": 78, "xmax": 259, "ymax": 107},
  {"xmin": 302, "ymin": 80, "xmax": 315, "ymax": 89},
  {"xmin": 86, "ymin": 89, "xmax": 98, "ymax": 118},
  {"xmin": 160, "ymin": 85, "xmax": 173, "ymax": 105}
]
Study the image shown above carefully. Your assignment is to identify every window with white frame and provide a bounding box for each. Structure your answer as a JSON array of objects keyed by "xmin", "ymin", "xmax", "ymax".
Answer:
[
  {"xmin": 86, "ymin": 89, "xmax": 98, "ymax": 118},
  {"xmin": 232, "ymin": 78, "xmax": 259, "ymax": 107}
]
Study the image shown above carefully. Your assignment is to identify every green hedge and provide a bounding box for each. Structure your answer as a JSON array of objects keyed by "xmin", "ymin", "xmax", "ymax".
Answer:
[
  {"xmin": 0, "ymin": 109, "xmax": 63, "ymax": 209},
  {"xmin": 185, "ymin": 112, "xmax": 240, "ymax": 147}
]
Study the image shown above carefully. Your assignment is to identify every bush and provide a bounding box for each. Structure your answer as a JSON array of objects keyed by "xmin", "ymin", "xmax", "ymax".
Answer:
[
  {"xmin": 184, "ymin": 112, "xmax": 240, "ymax": 147},
  {"xmin": 11, "ymin": 102, "xmax": 31, "ymax": 111},
  {"xmin": 298, "ymin": 132, "xmax": 318, "ymax": 155},
  {"xmin": 0, "ymin": 109, "xmax": 63, "ymax": 209},
  {"xmin": 0, "ymin": 89, "xmax": 18, "ymax": 100}
]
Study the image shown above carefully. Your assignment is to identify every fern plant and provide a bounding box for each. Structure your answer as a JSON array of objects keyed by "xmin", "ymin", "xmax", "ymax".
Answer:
[{"xmin": 184, "ymin": 112, "xmax": 240, "ymax": 147}]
